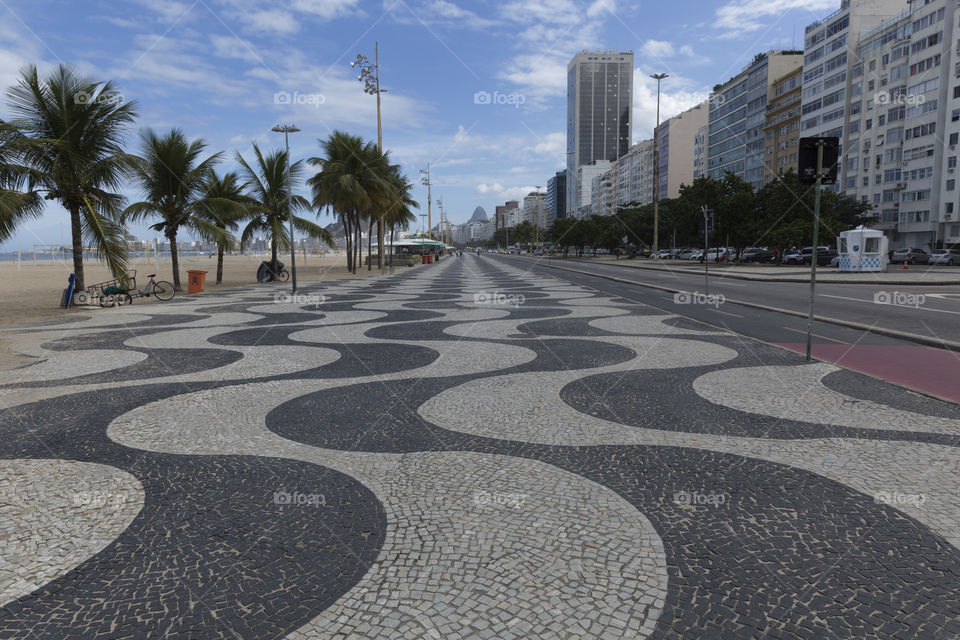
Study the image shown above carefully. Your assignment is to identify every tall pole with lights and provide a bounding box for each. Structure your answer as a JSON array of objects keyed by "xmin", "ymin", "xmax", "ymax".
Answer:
[
  {"xmin": 419, "ymin": 164, "xmax": 432, "ymax": 239},
  {"xmin": 271, "ymin": 124, "xmax": 300, "ymax": 293},
  {"xmin": 651, "ymin": 73, "xmax": 668, "ymax": 259},
  {"xmin": 352, "ymin": 43, "xmax": 387, "ymax": 268}
]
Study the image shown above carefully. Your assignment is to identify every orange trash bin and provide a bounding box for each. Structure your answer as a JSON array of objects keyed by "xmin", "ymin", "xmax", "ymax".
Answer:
[{"xmin": 187, "ymin": 270, "xmax": 208, "ymax": 294}]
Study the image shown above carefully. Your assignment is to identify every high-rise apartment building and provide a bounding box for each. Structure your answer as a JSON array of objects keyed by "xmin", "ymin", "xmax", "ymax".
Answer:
[
  {"xmin": 693, "ymin": 125, "xmax": 709, "ymax": 179},
  {"xmin": 576, "ymin": 160, "xmax": 613, "ymax": 217},
  {"xmin": 522, "ymin": 192, "xmax": 548, "ymax": 228},
  {"xmin": 656, "ymin": 101, "xmax": 710, "ymax": 198},
  {"xmin": 566, "ymin": 50, "xmax": 634, "ymax": 216},
  {"xmin": 708, "ymin": 50, "xmax": 804, "ymax": 190},
  {"xmin": 800, "ymin": 0, "xmax": 904, "ymax": 191},
  {"xmin": 494, "ymin": 201, "xmax": 519, "ymax": 229},
  {"xmin": 546, "ymin": 171, "xmax": 567, "ymax": 226},
  {"xmin": 844, "ymin": 0, "xmax": 955, "ymax": 248},
  {"xmin": 764, "ymin": 67, "xmax": 803, "ymax": 183}
]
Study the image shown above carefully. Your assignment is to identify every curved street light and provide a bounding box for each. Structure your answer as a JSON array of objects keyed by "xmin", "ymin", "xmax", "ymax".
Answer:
[{"xmin": 272, "ymin": 124, "xmax": 301, "ymax": 293}]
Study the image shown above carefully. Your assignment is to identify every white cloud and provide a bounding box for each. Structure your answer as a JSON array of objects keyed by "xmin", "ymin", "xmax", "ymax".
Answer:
[
  {"xmin": 640, "ymin": 40, "xmax": 674, "ymax": 58},
  {"xmin": 632, "ymin": 70, "xmax": 712, "ymax": 140},
  {"xmin": 476, "ymin": 182, "xmax": 505, "ymax": 194},
  {"xmin": 382, "ymin": 0, "xmax": 499, "ymax": 29},
  {"xmin": 290, "ymin": 0, "xmax": 361, "ymax": 20},
  {"xmin": 532, "ymin": 131, "xmax": 566, "ymax": 163},
  {"xmin": 242, "ymin": 9, "xmax": 301, "ymax": 34},
  {"xmin": 586, "ymin": 0, "xmax": 616, "ymax": 19},
  {"xmin": 715, "ymin": 0, "xmax": 836, "ymax": 33}
]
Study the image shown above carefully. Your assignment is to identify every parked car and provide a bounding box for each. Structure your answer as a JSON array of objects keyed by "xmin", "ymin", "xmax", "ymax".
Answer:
[
  {"xmin": 782, "ymin": 246, "xmax": 835, "ymax": 266},
  {"xmin": 677, "ymin": 249, "xmax": 698, "ymax": 260},
  {"xmin": 740, "ymin": 248, "xmax": 775, "ymax": 263},
  {"xmin": 929, "ymin": 248, "xmax": 960, "ymax": 265},
  {"xmin": 687, "ymin": 249, "xmax": 704, "ymax": 261},
  {"xmin": 891, "ymin": 247, "xmax": 931, "ymax": 264},
  {"xmin": 705, "ymin": 247, "xmax": 733, "ymax": 262}
]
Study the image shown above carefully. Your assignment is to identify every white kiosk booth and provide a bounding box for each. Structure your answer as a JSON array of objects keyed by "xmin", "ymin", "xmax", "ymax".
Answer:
[{"xmin": 837, "ymin": 226, "xmax": 888, "ymax": 272}]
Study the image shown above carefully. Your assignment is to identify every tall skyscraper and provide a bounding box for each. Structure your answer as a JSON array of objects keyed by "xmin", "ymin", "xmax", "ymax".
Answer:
[
  {"xmin": 546, "ymin": 171, "xmax": 567, "ymax": 226},
  {"xmin": 567, "ymin": 50, "xmax": 634, "ymax": 217}
]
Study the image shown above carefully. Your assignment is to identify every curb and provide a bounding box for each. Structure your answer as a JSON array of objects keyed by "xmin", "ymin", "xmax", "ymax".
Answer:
[
  {"xmin": 514, "ymin": 258, "xmax": 960, "ymax": 354},
  {"xmin": 559, "ymin": 258, "xmax": 960, "ymax": 286}
]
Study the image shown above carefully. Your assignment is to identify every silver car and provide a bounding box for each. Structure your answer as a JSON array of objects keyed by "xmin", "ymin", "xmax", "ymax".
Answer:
[{"xmin": 929, "ymin": 249, "xmax": 960, "ymax": 266}]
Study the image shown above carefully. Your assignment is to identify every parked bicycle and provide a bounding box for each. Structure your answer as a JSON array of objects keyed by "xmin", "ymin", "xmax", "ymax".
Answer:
[{"xmin": 97, "ymin": 271, "xmax": 175, "ymax": 307}]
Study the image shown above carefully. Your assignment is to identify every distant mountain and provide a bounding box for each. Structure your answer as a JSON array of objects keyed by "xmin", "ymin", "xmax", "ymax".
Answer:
[{"xmin": 468, "ymin": 206, "xmax": 488, "ymax": 223}]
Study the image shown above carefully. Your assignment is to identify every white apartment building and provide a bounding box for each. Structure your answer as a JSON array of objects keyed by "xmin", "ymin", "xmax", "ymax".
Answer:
[
  {"xmin": 576, "ymin": 160, "xmax": 613, "ymax": 217},
  {"xmin": 801, "ymin": 0, "xmax": 904, "ymax": 191},
  {"xmin": 522, "ymin": 192, "xmax": 548, "ymax": 228},
  {"xmin": 657, "ymin": 101, "xmax": 710, "ymax": 198},
  {"xmin": 590, "ymin": 171, "xmax": 617, "ymax": 217},
  {"xmin": 845, "ymin": 0, "xmax": 958, "ymax": 248},
  {"xmin": 693, "ymin": 125, "xmax": 709, "ymax": 179}
]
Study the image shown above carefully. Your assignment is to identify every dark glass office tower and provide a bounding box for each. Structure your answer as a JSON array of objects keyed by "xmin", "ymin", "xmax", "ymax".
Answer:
[{"xmin": 567, "ymin": 50, "xmax": 633, "ymax": 216}]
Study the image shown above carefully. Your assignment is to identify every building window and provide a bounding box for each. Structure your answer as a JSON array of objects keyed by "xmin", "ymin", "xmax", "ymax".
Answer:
[{"xmin": 949, "ymin": 179, "xmax": 956, "ymax": 191}]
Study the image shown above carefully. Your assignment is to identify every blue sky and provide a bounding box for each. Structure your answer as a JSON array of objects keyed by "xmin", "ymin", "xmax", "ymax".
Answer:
[{"xmin": 0, "ymin": 0, "xmax": 841, "ymax": 249}]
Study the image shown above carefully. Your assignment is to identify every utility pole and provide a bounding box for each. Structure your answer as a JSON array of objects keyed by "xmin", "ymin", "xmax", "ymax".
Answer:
[
  {"xmin": 419, "ymin": 164, "xmax": 432, "ymax": 238},
  {"xmin": 535, "ymin": 186, "xmax": 542, "ymax": 246},
  {"xmin": 651, "ymin": 73, "xmax": 668, "ymax": 260},
  {"xmin": 436, "ymin": 197, "xmax": 444, "ymax": 243},
  {"xmin": 352, "ymin": 44, "xmax": 387, "ymax": 268},
  {"xmin": 271, "ymin": 124, "xmax": 301, "ymax": 293}
]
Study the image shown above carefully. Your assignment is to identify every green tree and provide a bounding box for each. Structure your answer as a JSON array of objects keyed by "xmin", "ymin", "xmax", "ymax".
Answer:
[
  {"xmin": 3, "ymin": 64, "xmax": 137, "ymax": 290},
  {"xmin": 308, "ymin": 131, "xmax": 389, "ymax": 274},
  {"xmin": 198, "ymin": 170, "xmax": 254, "ymax": 284},
  {"xmin": 123, "ymin": 129, "xmax": 229, "ymax": 290},
  {"xmin": 238, "ymin": 143, "xmax": 333, "ymax": 275}
]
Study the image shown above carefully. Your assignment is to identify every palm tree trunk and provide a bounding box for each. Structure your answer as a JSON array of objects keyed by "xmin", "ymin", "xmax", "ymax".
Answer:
[
  {"xmin": 270, "ymin": 236, "xmax": 279, "ymax": 275},
  {"xmin": 69, "ymin": 204, "xmax": 85, "ymax": 291},
  {"xmin": 377, "ymin": 218, "xmax": 385, "ymax": 270},
  {"xmin": 354, "ymin": 216, "xmax": 361, "ymax": 274},
  {"xmin": 367, "ymin": 218, "xmax": 373, "ymax": 271},
  {"xmin": 342, "ymin": 215, "xmax": 352, "ymax": 272},
  {"xmin": 169, "ymin": 234, "xmax": 182, "ymax": 290},
  {"xmin": 390, "ymin": 226, "xmax": 395, "ymax": 267},
  {"xmin": 216, "ymin": 244, "xmax": 224, "ymax": 284}
]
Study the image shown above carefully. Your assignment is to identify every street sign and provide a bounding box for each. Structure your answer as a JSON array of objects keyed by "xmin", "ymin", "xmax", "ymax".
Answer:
[
  {"xmin": 699, "ymin": 207, "xmax": 714, "ymax": 234},
  {"xmin": 798, "ymin": 137, "xmax": 839, "ymax": 185}
]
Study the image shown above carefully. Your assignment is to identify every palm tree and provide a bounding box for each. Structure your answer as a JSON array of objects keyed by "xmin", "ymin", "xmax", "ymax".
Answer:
[
  {"xmin": 3, "ymin": 64, "xmax": 137, "ymax": 290},
  {"xmin": 0, "ymin": 123, "xmax": 44, "ymax": 241},
  {"xmin": 123, "ymin": 129, "xmax": 230, "ymax": 290},
  {"xmin": 308, "ymin": 131, "xmax": 390, "ymax": 274},
  {"xmin": 197, "ymin": 170, "xmax": 254, "ymax": 284},
  {"xmin": 236, "ymin": 143, "xmax": 333, "ymax": 275},
  {"xmin": 382, "ymin": 167, "xmax": 418, "ymax": 266}
]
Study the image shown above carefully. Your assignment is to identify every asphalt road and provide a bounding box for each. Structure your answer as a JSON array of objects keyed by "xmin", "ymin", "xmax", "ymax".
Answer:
[
  {"xmin": 492, "ymin": 254, "xmax": 960, "ymax": 403},
  {"xmin": 496, "ymin": 255, "xmax": 960, "ymax": 349}
]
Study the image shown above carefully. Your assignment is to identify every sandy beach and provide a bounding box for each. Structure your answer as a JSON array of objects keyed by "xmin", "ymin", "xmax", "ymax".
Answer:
[{"xmin": 0, "ymin": 251, "xmax": 406, "ymax": 369}]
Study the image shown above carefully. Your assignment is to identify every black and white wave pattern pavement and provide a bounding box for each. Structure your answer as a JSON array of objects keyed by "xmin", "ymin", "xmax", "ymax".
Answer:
[{"xmin": 2, "ymin": 254, "xmax": 960, "ymax": 639}]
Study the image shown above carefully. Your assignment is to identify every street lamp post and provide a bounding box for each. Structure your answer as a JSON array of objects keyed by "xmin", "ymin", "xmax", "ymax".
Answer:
[
  {"xmin": 352, "ymin": 43, "xmax": 387, "ymax": 268},
  {"xmin": 419, "ymin": 164, "xmax": 432, "ymax": 240},
  {"xmin": 271, "ymin": 124, "xmax": 301, "ymax": 294},
  {"xmin": 651, "ymin": 73, "xmax": 668, "ymax": 260}
]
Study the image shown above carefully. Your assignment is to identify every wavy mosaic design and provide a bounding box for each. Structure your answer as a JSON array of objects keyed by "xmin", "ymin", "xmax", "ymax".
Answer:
[{"xmin": 1, "ymin": 255, "xmax": 959, "ymax": 639}]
